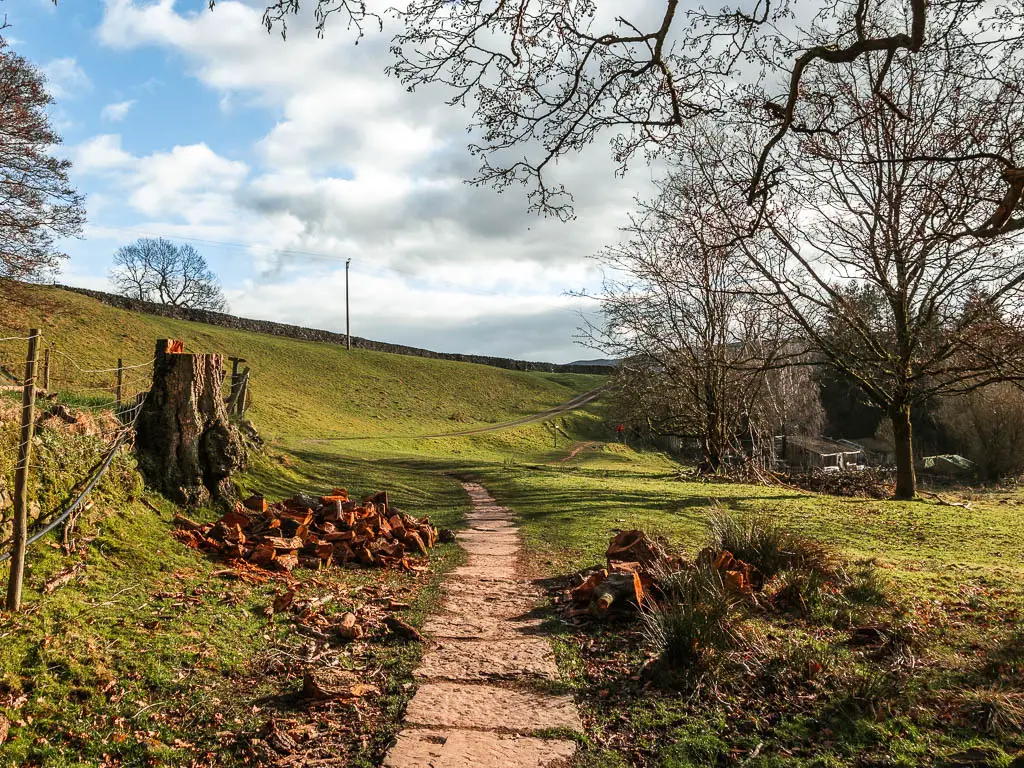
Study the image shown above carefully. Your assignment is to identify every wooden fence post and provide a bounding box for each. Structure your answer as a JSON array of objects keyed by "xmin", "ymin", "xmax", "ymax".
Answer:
[
  {"xmin": 6, "ymin": 329, "xmax": 40, "ymax": 612},
  {"xmin": 115, "ymin": 358, "xmax": 123, "ymax": 406},
  {"xmin": 227, "ymin": 357, "xmax": 245, "ymax": 408},
  {"xmin": 236, "ymin": 367, "xmax": 250, "ymax": 416}
]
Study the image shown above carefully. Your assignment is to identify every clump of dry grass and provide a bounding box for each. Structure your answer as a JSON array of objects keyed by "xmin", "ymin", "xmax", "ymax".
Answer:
[
  {"xmin": 643, "ymin": 561, "xmax": 741, "ymax": 670},
  {"xmin": 705, "ymin": 510, "xmax": 837, "ymax": 579},
  {"xmin": 957, "ymin": 688, "xmax": 1024, "ymax": 737}
]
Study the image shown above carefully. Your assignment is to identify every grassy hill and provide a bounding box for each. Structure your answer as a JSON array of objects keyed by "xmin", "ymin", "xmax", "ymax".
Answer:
[
  {"xmin": 0, "ymin": 282, "xmax": 603, "ymax": 443},
  {"xmin": 0, "ymin": 281, "xmax": 610, "ymax": 767}
]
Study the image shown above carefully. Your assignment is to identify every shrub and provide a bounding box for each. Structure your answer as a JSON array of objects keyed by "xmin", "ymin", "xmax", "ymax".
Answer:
[
  {"xmin": 644, "ymin": 562, "xmax": 740, "ymax": 668},
  {"xmin": 705, "ymin": 510, "xmax": 835, "ymax": 578},
  {"xmin": 767, "ymin": 568, "xmax": 835, "ymax": 617}
]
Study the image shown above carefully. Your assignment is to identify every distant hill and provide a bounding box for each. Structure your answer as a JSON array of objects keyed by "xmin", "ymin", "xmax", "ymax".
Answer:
[{"xmin": 568, "ymin": 358, "xmax": 618, "ymax": 367}]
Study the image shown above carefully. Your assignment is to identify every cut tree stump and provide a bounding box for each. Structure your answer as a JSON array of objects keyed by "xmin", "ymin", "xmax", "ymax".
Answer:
[{"xmin": 135, "ymin": 339, "xmax": 245, "ymax": 506}]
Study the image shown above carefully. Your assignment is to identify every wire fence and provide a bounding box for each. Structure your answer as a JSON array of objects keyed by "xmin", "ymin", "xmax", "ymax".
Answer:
[
  {"xmin": 0, "ymin": 332, "xmax": 155, "ymax": 568},
  {"xmin": 0, "ymin": 330, "xmax": 257, "ymax": 608}
]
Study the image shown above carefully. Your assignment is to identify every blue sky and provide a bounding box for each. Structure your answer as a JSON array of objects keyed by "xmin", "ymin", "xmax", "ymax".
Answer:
[{"xmin": 10, "ymin": 0, "xmax": 652, "ymax": 362}]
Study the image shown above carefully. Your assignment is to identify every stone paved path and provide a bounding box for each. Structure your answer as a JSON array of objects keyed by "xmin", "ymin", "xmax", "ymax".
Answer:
[{"xmin": 384, "ymin": 482, "xmax": 581, "ymax": 768}]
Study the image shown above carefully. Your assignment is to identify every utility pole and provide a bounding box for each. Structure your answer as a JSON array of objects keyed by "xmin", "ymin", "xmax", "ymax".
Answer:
[{"xmin": 346, "ymin": 258, "xmax": 351, "ymax": 351}]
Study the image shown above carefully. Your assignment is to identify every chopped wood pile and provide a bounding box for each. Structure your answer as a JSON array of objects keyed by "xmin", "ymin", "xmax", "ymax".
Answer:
[
  {"xmin": 173, "ymin": 488, "xmax": 439, "ymax": 573},
  {"xmin": 557, "ymin": 529, "xmax": 759, "ymax": 621},
  {"xmin": 558, "ymin": 530, "xmax": 671, "ymax": 620},
  {"xmin": 785, "ymin": 468, "xmax": 894, "ymax": 499},
  {"xmin": 695, "ymin": 546, "xmax": 758, "ymax": 593}
]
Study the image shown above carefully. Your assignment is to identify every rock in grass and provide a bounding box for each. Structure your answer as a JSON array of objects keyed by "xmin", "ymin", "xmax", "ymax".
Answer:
[{"xmin": 384, "ymin": 615, "xmax": 424, "ymax": 642}]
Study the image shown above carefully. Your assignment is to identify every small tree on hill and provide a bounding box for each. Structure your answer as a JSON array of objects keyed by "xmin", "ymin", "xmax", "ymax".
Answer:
[
  {"xmin": 0, "ymin": 40, "xmax": 85, "ymax": 281},
  {"xmin": 110, "ymin": 238, "xmax": 228, "ymax": 312}
]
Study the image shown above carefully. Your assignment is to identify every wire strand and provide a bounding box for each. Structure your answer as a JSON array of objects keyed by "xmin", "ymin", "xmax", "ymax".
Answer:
[{"xmin": 48, "ymin": 349, "xmax": 155, "ymax": 374}]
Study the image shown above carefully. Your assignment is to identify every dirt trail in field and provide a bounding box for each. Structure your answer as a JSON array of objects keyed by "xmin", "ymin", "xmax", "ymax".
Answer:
[
  {"xmin": 560, "ymin": 441, "xmax": 597, "ymax": 462},
  {"xmin": 383, "ymin": 482, "xmax": 581, "ymax": 768}
]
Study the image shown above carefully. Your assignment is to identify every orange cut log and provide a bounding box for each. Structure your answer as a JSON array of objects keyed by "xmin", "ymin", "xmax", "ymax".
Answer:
[
  {"xmin": 275, "ymin": 551, "xmax": 299, "ymax": 571},
  {"xmin": 243, "ymin": 495, "xmax": 267, "ymax": 513}
]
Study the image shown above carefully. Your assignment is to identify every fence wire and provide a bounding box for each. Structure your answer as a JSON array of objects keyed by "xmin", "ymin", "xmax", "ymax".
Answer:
[
  {"xmin": 0, "ymin": 334, "xmax": 155, "ymax": 560},
  {"xmin": 0, "ymin": 333, "xmax": 253, "ymax": 567}
]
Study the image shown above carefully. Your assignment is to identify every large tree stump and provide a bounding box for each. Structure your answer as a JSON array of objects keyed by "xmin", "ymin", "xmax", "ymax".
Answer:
[{"xmin": 135, "ymin": 339, "xmax": 246, "ymax": 506}]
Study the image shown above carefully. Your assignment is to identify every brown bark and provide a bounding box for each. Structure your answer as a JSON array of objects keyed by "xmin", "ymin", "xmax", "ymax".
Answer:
[
  {"xmin": 135, "ymin": 339, "xmax": 245, "ymax": 506},
  {"xmin": 890, "ymin": 403, "xmax": 916, "ymax": 500}
]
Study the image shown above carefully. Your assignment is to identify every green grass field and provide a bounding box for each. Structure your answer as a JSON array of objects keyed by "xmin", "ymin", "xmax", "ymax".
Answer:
[{"xmin": 0, "ymin": 283, "xmax": 1021, "ymax": 767}]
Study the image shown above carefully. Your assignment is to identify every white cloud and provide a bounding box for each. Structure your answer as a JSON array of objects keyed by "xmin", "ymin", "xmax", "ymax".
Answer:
[
  {"xmin": 101, "ymin": 99, "xmax": 136, "ymax": 122},
  {"xmin": 72, "ymin": 134, "xmax": 134, "ymax": 174},
  {"xmin": 73, "ymin": 135, "xmax": 250, "ymax": 226},
  {"xmin": 41, "ymin": 57, "xmax": 91, "ymax": 100},
  {"xmin": 80, "ymin": 0, "xmax": 651, "ymax": 359}
]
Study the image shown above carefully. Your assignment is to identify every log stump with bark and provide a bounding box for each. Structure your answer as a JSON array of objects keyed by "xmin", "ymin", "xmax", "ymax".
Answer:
[{"xmin": 135, "ymin": 339, "xmax": 246, "ymax": 506}]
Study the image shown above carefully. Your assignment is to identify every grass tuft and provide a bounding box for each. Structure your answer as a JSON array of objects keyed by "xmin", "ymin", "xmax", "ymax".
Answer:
[
  {"xmin": 705, "ymin": 510, "xmax": 836, "ymax": 578},
  {"xmin": 643, "ymin": 562, "xmax": 740, "ymax": 670},
  {"xmin": 957, "ymin": 688, "xmax": 1024, "ymax": 737}
]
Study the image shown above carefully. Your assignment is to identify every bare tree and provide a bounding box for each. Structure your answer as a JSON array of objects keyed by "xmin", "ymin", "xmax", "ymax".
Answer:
[
  {"xmin": 581, "ymin": 166, "xmax": 810, "ymax": 472},
  {"xmin": 238, "ymin": 0, "xmax": 1024, "ymax": 228},
  {"xmin": 0, "ymin": 40, "xmax": 85, "ymax": 281},
  {"xmin": 695, "ymin": 40, "xmax": 1024, "ymax": 499},
  {"xmin": 939, "ymin": 383, "xmax": 1024, "ymax": 483},
  {"xmin": 110, "ymin": 238, "xmax": 229, "ymax": 312}
]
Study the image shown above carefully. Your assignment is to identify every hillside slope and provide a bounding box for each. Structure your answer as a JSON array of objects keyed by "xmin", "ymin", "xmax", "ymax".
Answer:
[
  {"xmin": 0, "ymin": 282, "xmax": 612, "ymax": 767},
  {"xmin": 0, "ymin": 282, "xmax": 603, "ymax": 444}
]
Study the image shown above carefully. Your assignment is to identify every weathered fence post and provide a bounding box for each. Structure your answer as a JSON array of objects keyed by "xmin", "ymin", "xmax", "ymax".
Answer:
[
  {"xmin": 6, "ymin": 329, "xmax": 40, "ymax": 612},
  {"xmin": 236, "ymin": 367, "xmax": 250, "ymax": 416},
  {"xmin": 115, "ymin": 358, "xmax": 123, "ymax": 406},
  {"xmin": 227, "ymin": 357, "xmax": 245, "ymax": 408}
]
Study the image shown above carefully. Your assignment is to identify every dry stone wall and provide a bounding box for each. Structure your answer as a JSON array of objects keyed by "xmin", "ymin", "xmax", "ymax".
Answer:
[{"xmin": 55, "ymin": 285, "xmax": 613, "ymax": 375}]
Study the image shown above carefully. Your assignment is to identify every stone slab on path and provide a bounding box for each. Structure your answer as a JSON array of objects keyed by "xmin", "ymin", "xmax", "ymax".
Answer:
[
  {"xmin": 383, "ymin": 728, "xmax": 576, "ymax": 768},
  {"xmin": 460, "ymin": 540, "xmax": 521, "ymax": 557},
  {"xmin": 384, "ymin": 482, "xmax": 583, "ymax": 767},
  {"xmin": 416, "ymin": 636, "xmax": 559, "ymax": 681},
  {"xmin": 404, "ymin": 682, "xmax": 581, "ymax": 733},
  {"xmin": 453, "ymin": 561, "xmax": 518, "ymax": 580},
  {"xmin": 422, "ymin": 611, "xmax": 544, "ymax": 639}
]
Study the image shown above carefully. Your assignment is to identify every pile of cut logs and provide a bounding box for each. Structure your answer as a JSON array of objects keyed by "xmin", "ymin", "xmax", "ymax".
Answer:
[
  {"xmin": 173, "ymin": 488, "xmax": 438, "ymax": 572},
  {"xmin": 560, "ymin": 530, "xmax": 673, "ymax": 619},
  {"xmin": 559, "ymin": 529, "xmax": 758, "ymax": 620}
]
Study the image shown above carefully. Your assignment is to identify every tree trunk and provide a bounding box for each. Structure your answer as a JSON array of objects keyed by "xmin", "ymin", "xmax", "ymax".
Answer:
[
  {"xmin": 135, "ymin": 339, "xmax": 246, "ymax": 506},
  {"xmin": 890, "ymin": 403, "xmax": 916, "ymax": 500}
]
